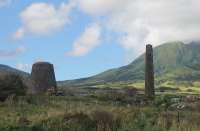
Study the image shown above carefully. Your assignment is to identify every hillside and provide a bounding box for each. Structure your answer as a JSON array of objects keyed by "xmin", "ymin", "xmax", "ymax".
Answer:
[
  {"xmin": 0, "ymin": 64, "xmax": 29, "ymax": 78},
  {"xmin": 60, "ymin": 41, "xmax": 200, "ymax": 87}
]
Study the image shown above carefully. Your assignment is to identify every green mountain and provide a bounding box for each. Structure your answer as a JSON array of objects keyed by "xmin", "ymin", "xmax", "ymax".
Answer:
[
  {"xmin": 60, "ymin": 41, "xmax": 200, "ymax": 86},
  {"xmin": 0, "ymin": 64, "xmax": 29, "ymax": 79}
]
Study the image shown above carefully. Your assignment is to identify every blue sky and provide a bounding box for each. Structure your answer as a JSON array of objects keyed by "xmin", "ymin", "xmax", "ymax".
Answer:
[
  {"xmin": 0, "ymin": 0, "xmax": 200, "ymax": 80},
  {"xmin": 0, "ymin": 0, "xmax": 126, "ymax": 80}
]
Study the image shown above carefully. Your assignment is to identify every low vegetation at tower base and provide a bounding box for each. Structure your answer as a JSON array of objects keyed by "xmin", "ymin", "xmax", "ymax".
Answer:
[{"xmin": 1, "ymin": 88, "xmax": 200, "ymax": 131}]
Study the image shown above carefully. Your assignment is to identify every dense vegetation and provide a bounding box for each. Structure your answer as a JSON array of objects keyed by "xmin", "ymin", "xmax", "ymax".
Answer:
[
  {"xmin": 0, "ymin": 74, "xmax": 26, "ymax": 101},
  {"xmin": 0, "ymin": 64, "xmax": 29, "ymax": 78},
  {"xmin": 1, "ymin": 92, "xmax": 200, "ymax": 131}
]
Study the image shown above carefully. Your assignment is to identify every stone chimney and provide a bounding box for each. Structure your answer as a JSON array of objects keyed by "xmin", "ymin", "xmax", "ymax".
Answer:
[
  {"xmin": 145, "ymin": 44, "xmax": 155, "ymax": 98},
  {"xmin": 31, "ymin": 62, "xmax": 57, "ymax": 94}
]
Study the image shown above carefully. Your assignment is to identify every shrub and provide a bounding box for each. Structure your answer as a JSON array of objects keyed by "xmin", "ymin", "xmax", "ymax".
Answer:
[
  {"xmin": 158, "ymin": 86, "xmax": 180, "ymax": 92},
  {"xmin": 63, "ymin": 112, "xmax": 95, "ymax": 131},
  {"xmin": 0, "ymin": 74, "xmax": 26, "ymax": 101},
  {"xmin": 91, "ymin": 110, "xmax": 121, "ymax": 131},
  {"xmin": 124, "ymin": 87, "xmax": 137, "ymax": 97},
  {"xmin": 18, "ymin": 117, "xmax": 30, "ymax": 126},
  {"xmin": 154, "ymin": 95, "xmax": 172, "ymax": 110}
]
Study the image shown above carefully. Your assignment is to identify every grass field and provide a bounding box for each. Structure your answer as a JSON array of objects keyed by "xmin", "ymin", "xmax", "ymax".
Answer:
[
  {"xmin": 89, "ymin": 80, "xmax": 200, "ymax": 94},
  {"xmin": 1, "ymin": 86, "xmax": 200, "ymax": 131}
]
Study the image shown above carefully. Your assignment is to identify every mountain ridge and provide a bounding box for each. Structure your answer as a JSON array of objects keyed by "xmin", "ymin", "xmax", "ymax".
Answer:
[
  {"xmin": 2, "ymin": 41, "xmax": 200, "ymax": 87},
  {"xmin": 0, "ymin": 64, "xmax": 29, "ymax": 78},
  {"xmin": 59, "ymin": 41, "xmax": 200, "ymax": 86}
]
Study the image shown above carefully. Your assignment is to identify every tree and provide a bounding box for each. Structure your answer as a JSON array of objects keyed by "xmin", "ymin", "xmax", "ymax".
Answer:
[{"xmin": 0, "ymin": 73, "xmax": 26, "ymax": 101}]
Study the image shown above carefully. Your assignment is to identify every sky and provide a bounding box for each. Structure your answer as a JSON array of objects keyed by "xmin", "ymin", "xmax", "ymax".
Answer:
[{"xmin": 0, "ymin": 0, "xmax": 200, "ymax": 80}]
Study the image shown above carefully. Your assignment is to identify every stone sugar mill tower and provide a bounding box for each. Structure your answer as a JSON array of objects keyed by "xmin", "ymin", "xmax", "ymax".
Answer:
[
  {"xmin": 145, "ymin": 44, "xmax": 155, "ymax": 98},
  {"xmin": 31, "ymin": 62, "xmax": 57, "ymax": 94}
]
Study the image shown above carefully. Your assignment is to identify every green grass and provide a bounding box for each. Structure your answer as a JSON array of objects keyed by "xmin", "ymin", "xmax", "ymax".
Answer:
[
  {"xmin": 88, "ymin": 80, "xmax": 200, "ymax": 94},
  {"xmin": 1, "ymin": 93, "xmax": 200, "ymax": 131}
]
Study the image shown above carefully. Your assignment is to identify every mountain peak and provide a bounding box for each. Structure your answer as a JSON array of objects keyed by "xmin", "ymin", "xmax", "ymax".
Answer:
[{"xmin": 60, "ymin": 41, "xmax": 200, "ymax": 86}]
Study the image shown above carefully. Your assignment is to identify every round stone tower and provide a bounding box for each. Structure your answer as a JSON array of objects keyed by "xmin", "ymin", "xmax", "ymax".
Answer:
[{"xmin": 31, "ymin": 62, "xmax": 57, "ymax": 94}]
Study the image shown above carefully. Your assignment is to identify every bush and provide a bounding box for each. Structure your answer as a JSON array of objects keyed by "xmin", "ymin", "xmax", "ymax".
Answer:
[
  {"xmin": 0, "ymin": 74, "xmax": 26, "ymax": 101},
  {"xmin": 124, "ymin": 87, "xmax": 137, "ymax": 97},
  {"xmin": 158, "ymin": 86, "xmax": 180, "ymax": 92},
  {"xmin": 91, "ymin": 110, "xmax": 121, "ymax": 131},
  {"xmin": 154, "ymin": 95, "xmax": 172, "ymax": 110},
  {"xmin": 63, "ymin": 112, "xmax": 95, "ymax": 131},
  {"xmin": 63, "ymin": 110, "xmax": 122, "ymax": 131}
]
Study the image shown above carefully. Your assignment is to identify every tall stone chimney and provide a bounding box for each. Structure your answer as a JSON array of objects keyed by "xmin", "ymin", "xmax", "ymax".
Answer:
[
  {"xmin": 145, "ymin": 44, "xmax": 155, "ymax": 98},
  {"xmin": 31, "ymin": 62, "xmax": 57, "ymax": 94}
]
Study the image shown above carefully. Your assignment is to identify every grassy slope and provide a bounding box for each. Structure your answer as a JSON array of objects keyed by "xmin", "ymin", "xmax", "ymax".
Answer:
[
  {"xmin": 0, "ymin": 64, "xmax": 29, "ymax": 79},
  {"xmin": 60, "ymin": 41, "xmax": 200, "ymax": 89}
]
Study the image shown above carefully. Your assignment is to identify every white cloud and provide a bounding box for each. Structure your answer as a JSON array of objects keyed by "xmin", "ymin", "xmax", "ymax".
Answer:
[
  {"xmin": 78, "ymin": 0, "xmax": 130, "ymax": 15},
  {"xmin": 67, "ymin": 23, "xmax": 101, "ymax": 57},
  {"xmin": 13, "ymin": 1, "xmax": 75, "ymax": 39},
  {"xmin": 13, "ymin": 28, "xmax": 25, "ymax": 39},
  {"xmin": 0, "ymin": 46, "xmax": 26, "ymax": 58},
  {"xmin": 16, "ymin": 63, "xmax": 31, "ymax": 72},
  {"xmin": 12, "ymin": 0, "xmax": 200, "ymax": 60},
  {"xmin": 78, "ymin": 0, "xmax": 200, "ymax": 59}
]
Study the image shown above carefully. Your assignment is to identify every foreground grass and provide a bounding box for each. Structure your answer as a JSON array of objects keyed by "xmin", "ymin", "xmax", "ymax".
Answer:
[{"xmin": 0, "ymin": 94, "xmax": 200, "ymax": 131}]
